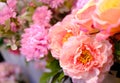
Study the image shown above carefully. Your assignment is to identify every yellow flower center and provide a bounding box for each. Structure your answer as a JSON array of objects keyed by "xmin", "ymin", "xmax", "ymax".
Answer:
[
  {"xmin": 98, "ymin": 0, "xmax": 120, "ymax": 13},
  {"xmin": 79, "ymin": 50, "xmax": 93, "ymax": 64},
  {"xmin": 62, "ymin": 32, "xmax": 73, "ymax": 43},
  {"xmin": 77, "ymin": 44, "xmax": 93, "ymax": 64}
]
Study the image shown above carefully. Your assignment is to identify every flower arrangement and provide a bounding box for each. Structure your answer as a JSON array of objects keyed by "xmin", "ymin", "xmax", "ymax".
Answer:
[{"xmin": 0, "ymin": 0, "xmax": 120, "ymax": 83}]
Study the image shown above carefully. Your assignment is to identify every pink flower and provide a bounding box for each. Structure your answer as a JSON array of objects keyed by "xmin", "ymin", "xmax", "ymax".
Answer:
[
  {"xmin": 0, "ymin": 1, "xmax": 16, "ymax": 24},
  {"xmin": 75, "ymin": 0, "xmax": 120, "ymax": 40},
  {"xmin": 75, "ymin": 0, "xmax": 99, "ymax": 34},
  {"xmin": 10, "ymin": 22, "xmax": 18, "ymax": 32},
  {"xmin": 74, "ymin": 0, "xmax": 90, "ymax": 9},
  {"xmin": 39, "ymin": 0, "xmax": 65, "ymax": 8},
  {"xmin": 0, "ymin": 62, "xmax": 21, "ymax": 82},
  {"xmin": 20, "ymin": 24, "xmax": 48, "ymax": 61},
  {"xmin": 7, "ymin": 0, "xmax": 17, "ymax": 10},
  {"xmin": 60, "ymin": 31, "xmax": 113, "ymax": 83},
  {"xmin": 32, "ymin": 6, "xmax": 52, "ymax": 27},
  {"xmin": 48, "ymin": 14, "xmax": 80, "ymax": 59},
  {"xmin": 92, "ymin": 0, "xmax": 120, "ymax": 36}
]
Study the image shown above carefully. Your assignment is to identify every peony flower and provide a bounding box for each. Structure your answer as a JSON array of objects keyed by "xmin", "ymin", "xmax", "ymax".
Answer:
[
  {"xmin": 39, "ymin": 0, "xmax": 65, "ymax": 8},
  {"xmin": 93, "ymin": 0, "xmax": 120, "ymax": 35},
  {"xmin": 20, "ymin": 24, "xmax": 48, "ymax": 61},
  {"xmin": 75, "ymin": 0, "xmax": 99, "ymax": 34},
  {"xmin": 32, "ymin": 6, "xmax": 52, "ymax": 27},
  {"xmin": 75, "ymin": 0, "xmax": 120, "ymax": 40},
  {"xmin": 60, "ymin": 31, "xmax": 113, "ymax": 83},
  {"xmin": 48, "ymin": 14, "xmax": 80, "ymax": 59}
]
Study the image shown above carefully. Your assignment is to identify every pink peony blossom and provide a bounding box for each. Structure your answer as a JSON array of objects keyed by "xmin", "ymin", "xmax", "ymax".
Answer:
[
  {"xmin": 39, "ymin": 0, "xmax": 65, "ymax": 8},
  {"xmin": 20, "ymin": 24, "xmax": 48, "ymax": 61},
  {"xmin": 60, "ymin": 31, "xmax": 113, "ymax": 83},
  {"xmin": 93, "ymin": 0, "xmax": 120, "ymax": 36},
  {"xmin": 32, "ymin": 6, "xmax": 52, "ymax": 27},
  {"xmin": 48, "ymin": 14, "xmax": 80, "ymax": 59},
  {"xmin": 75, "ymin": 0, "xmax": 120, "ymax": 37}
]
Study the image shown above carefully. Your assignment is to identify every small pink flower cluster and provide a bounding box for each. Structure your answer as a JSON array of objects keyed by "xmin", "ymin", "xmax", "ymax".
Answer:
[
  {"xmin": 0, "ymin": 0, "xmax": 17, "ymax": 25},
  {"xmin": 0, "ymin": 62, "xmax": 21, "ymax": 83},
  {"xmin": 32, "ymin": 6, "xmax": 52, "ymax": 27},
  {"xmin": 20, "ymin": 6, "xmax": 52, "ymax": 61},
  {"xmin": 39, "ymin": 0, "xmax": 65, "ymax": 8},
  {"xmin": 20, "ymin": 24, "xmax": 48, "ymax": 61}
]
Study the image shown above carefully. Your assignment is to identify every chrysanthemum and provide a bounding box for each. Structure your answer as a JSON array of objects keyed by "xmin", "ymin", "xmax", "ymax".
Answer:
[
  {"xmin": 32, "ymin": 6, "xmax": 52, "ymax": 27},
  {"xmin": 20, "ymin": 24, "xmax": 48, "ymax": 61},
  {"xmin": 39, "ymin": 0, "xmax": 65, "ymax": 8}
]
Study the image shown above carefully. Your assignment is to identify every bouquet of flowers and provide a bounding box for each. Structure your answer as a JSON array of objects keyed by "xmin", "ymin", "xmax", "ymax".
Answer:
[{"xmin": 0, "ymin": 0, "xmax": 120, "ymax": 83}]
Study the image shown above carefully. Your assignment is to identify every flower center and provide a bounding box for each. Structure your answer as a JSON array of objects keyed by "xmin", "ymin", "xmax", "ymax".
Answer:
[
  {"xmin": 79, "ymin": 50, "xmax": 93, "ymax": 64},
  {"xmin": 77, "ymin": 44, "xmax": 93, "ymax": 64},
  {"xmin": 62, "ymin": 32, "xmax": 73, "ymax": 43}
]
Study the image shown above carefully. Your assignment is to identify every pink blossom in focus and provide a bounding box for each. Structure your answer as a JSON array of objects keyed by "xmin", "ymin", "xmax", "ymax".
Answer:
[
  {"xmin": 75, "ymin": 0, "xmax": 120, "ymax": 37},
  {"xmin": 48, "ymin": 14, "xmax": 80, "ymax": 59},
  {"xmin": 60, "ymin": 31, "xmax": 113, "ymax": 83},
  {"xmin": 20, "ymin": 24, "xmax": 48, "ymax": 61},
  {"xmin": 32, "ymin": 6, "xmax": 52, "ymax": 27},
  {"xmin": 39, "ymin": 0, "xmax": 65, "ymax": 8}
]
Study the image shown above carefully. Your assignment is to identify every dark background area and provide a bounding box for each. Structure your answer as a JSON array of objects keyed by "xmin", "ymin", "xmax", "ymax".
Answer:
[{"xmin": 0, "ymin": 52, "xmax": 4, "ymax": 62}]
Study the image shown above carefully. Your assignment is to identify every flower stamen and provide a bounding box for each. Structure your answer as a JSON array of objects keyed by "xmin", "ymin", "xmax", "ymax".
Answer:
[
  {"xmin": 79, "ymin": 50, "xmax": 93, "ymax": 64},
  {"xmin": 62, "ymin": 32, "xmax": 73, "ymax": 43}
]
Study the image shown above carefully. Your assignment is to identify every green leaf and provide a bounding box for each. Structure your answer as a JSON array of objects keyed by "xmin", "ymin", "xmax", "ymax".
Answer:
[
  {"xmin": 116, "ymin": 51, "xmax": 120, "ymax": 55},
  {"xmin": 50, "ymin": 70, "xmax": 64, "ymax": 83},
  {"xmin": 40, "ymin": 52, "xmax": 62, "ymax": 83}
]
